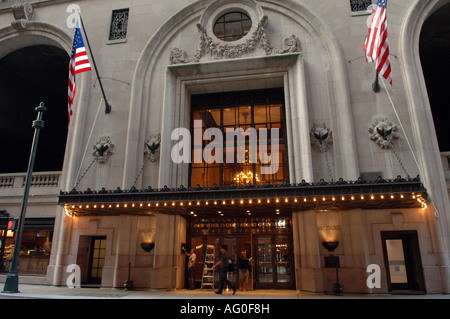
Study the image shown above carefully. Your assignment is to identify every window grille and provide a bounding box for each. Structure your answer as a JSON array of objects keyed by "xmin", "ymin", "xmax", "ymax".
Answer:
[
  {"xmin": 213, "ymin": 11, "xmax": 252, "ymax": 42},
  {"xmin": 109, "ymin": 9, "xmax": 129, "ymax": 40},
  {"xmin": 350, "ymin": 0, "xmax": 372, "ymax": 12}
]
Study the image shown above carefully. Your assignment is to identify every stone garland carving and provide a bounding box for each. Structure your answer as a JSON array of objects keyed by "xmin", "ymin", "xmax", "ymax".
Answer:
[
  {"xmin": 368, "ymin": 117, "xmax": 399, "ymax": 149},
  {"xmin": 11, "ymin": 2, "xmax": 33, "ymax": 30},
  {"xmin": 170, "ymin": 16, "xmax": 301, "ymax": 64},
  {"xmin": 93, "ymin": 136, "xmax": 114, "ymax": 164},
  {"xmin": 310, "ymin": 123, "xmax": 333, "ymax": 152}
]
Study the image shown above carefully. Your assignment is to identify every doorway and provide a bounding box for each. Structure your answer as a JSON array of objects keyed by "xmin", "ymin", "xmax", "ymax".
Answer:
[
  {"xmin": 381, "ymin": 231, "xmax": 425, "ymax": 293},
  {"xmin": 188, "ymin": 232, "xmax": 294, "ymax": 290},
  {"xmin": 87, "ymin": 236, "xmax": 107, "ymax": 285},
  {"xmin": 256, "ymin": 234, "xmax": 293, "ymax": 289}
]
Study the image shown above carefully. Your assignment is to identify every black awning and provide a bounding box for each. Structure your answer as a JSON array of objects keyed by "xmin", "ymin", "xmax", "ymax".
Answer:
[
  {"xmin": 0, "ymin": 216, "xmax": 55, "ymax": 230},
  {"xmin": 58, "ymin": 176, "xmax": 428, "ymax": 218},
  {"xmin": 24, "ymin": 217, "xmax": 55, "ymax": 229}
]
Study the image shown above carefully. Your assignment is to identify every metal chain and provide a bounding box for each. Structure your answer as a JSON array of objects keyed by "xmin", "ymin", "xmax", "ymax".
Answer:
[
  {"xmin": 73, "ymin": 157, "xmax": 97, "ymax": 190},
  {"xmin": 132, "ymin": 154, "xmax": 152, "ymax": 189},
  {"xmin": 320, "ymin": 140, "xmax": 334, "ymax": 182},
  {"xmin": 387, "ymin": 139, "xmax": 410, "ymax": 179}
]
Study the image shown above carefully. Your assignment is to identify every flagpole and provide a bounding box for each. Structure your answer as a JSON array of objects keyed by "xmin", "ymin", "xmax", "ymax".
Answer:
[
  {"xmin": 372, "ymin": 71, "xmax": 380, "ymax": 93},
  {"xmin": 78, "ymin": 14, "xmax": 111, "ymax": 114}
]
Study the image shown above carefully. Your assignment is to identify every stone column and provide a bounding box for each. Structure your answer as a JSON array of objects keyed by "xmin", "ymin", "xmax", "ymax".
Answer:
[
  {"xmin": 292, "ymin": 210, "xmax": 323, "ymax": 292},
  {"xmin": 151, "ymin": 213, "xmax": 186, "ymax": 289}
]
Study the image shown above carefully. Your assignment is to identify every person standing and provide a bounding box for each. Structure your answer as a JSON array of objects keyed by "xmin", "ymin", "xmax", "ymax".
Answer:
[
  {"xmin": 184, "ymin": 248, "xmax": 197, "ymax": 289},
  {"xmin": 238, "ymin": 251, "xmax": 252, "ymax": 291},
  {"xmin": 212, "ymin": 245, "xmax": 236, "ymax": 295}
]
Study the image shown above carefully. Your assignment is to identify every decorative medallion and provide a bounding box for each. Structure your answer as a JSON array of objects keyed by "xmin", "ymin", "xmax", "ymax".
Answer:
[
  {"xmin": 93, "ymin": 136, "xmax": 114, "ymax": 163},
  {"xmin": 310, "ymin": 123, "xmax": 333, "ymax": 152},
  {"xmin": 144, "ymin": 133, "xmax": 161, "ymax": 162},
  {"xmin": 368, "ymin": 117, "xmax": 399, "ymax": 149}
]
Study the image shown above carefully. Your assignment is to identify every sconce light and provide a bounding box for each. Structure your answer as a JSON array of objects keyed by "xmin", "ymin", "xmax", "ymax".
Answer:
[
  {"xmin": 322, "ymin": 241, "xmax": 339, "ymax": 253},
  {"xmin": 322, "ymin": 241, "xmax": 343, "ymax": 296},
  {"xmin": 141, "ymin": 242, "xmax": 155, "ymax": 252}
]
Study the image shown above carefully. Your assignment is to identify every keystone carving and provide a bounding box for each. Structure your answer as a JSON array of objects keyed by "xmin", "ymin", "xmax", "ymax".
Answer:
[{"xmin": 11, "ymin": 2, "xmax": 33, "ymax": 30}]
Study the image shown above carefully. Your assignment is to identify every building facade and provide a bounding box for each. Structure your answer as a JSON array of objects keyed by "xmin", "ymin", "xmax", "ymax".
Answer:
[{"xmin": 0, "ymin": 0, "xmax": 449, "ymax": 294}]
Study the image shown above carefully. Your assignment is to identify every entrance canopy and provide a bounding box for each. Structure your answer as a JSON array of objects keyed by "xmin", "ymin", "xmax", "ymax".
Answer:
[{"xmin": 59, "ymin": 176, "xmax": 427, "ymax": 218}]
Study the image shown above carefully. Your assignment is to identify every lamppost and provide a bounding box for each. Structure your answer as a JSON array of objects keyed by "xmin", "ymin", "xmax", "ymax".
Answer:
[{"xmin": 2, "ymin": 102, "xmax": 47, "ymax": 293}]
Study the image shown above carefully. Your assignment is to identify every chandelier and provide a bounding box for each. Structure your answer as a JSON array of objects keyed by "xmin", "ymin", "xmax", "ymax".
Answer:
[{"xmin": 234, "ymin": 170, "xmax": 260, "ymax": 185}]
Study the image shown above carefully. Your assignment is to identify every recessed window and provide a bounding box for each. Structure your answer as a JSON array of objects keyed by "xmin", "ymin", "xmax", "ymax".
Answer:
[
  {"xmin": 109, "ymin": 9, "xmax": 129, "ymax": 40},
  {"xmin": 190, "ymin": 89, "xmax": 288, "ymax": 187},
  {"xmin": 350, "ymin": 0, "xmax": 372, "ymax": 12},
  {"xmin": 213, "ymin": 11, "xmax": 252, "ymax": 41}
]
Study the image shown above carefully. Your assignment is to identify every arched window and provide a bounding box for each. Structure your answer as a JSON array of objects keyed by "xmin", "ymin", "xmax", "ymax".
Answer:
[
  {"xmin": 0, "ymin": 45, "xmax": 69, "ymax": 173},
  {"xmin": 213, "ymin": 12, "xmax": 252, "ymax": 41},
  {"xmin": 419, "ymin": 3, "xmax": 450, "ymax": 151}
]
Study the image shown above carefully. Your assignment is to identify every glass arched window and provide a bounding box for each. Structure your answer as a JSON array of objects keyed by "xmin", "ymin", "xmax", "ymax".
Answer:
[{"xmin": 213, "ymin": 12, "xmax": 252, "ymax": 41}]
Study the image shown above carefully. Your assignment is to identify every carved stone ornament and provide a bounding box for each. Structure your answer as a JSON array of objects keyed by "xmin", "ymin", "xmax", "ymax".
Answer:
[
  {"xmin": 93, "ymin": 136, "xmax": 114, "ymax": 164},
  {"xmin": 368, "ymin": 117, "xmax": 399, "ymax": 149},
  {"xmin": 144, "ymin": 133, "xmax": 161, "ymax": 162},
  {"xmin": 170, "ymin": 15, "xmax": 301, "ymax": 64},
  {"xmin": 310, "ymin": 123, "xmax": 333, "ymax": 152},
  {"xmin": 11, "ymin": 2, "xmax": 33, "ymax": 30}
]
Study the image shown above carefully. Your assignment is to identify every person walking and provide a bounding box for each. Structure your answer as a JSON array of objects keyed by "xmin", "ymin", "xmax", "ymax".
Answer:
[{"xmin": 212, "ymin": 245, "xmax": 236, "ymax": 295}]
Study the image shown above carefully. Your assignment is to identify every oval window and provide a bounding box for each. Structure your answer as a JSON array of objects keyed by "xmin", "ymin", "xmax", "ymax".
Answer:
[{"xmin": 213, "ymin": 12, "xmax": 252, "ymax": 41}]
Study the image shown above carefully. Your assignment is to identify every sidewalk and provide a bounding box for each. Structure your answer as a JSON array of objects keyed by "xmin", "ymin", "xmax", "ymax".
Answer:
[{"xmin": 0, "ymin": 284, "xmax": 449, "ymax": 299}]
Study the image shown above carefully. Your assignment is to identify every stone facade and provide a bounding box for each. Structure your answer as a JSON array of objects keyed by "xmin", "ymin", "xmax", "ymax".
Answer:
[{"xmin": 0, "ymin": 0, "xmax": 449, "ymax": 294}]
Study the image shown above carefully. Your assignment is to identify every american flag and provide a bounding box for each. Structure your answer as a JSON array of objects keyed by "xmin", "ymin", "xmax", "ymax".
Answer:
[
  {"xmin": 363, "ymin": 0, "xmax": 392, "ymax": 85},
  {"xmin": 67, "ymin": 18, "xmax": 91, "ymax": 123}
]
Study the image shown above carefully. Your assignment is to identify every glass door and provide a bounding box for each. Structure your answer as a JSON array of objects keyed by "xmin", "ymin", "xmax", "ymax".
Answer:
[
  {"xmin": 87, "ymin": 236, "xmax": 106, "ymax": 284},
  {"xmin": 256, "ymin": 235, "xmax": 294, "ymax": 289},
  {"xmin": 275, "ymin": 235, "xmax": 292, "ymax": 286},
  {"xmin": 257, "ymin": 236, "xmax": 273, "ymax": 288},
  {"xmin": 238, "ymin": 234, "xmax": 255, "ymax": 290},
  {"xmin": 187, "ymin": 230, "xmax": 294, "ymax": 289}
]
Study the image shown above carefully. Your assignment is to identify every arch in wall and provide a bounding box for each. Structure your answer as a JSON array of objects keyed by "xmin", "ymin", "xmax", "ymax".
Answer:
[
  {"xmin": 419, "ymin": 3, "xmax": 450, "ymax": 152},
  {"xmin": 0, "ymin": 22, "xmax": 92, "ymax": 190},
  {"xmin": 123, "ymin": 0, "xmax": 359, "ymax": 189},
  {"xmin": 399, "ymin": 0, "xmax": 450, "ymax": 293},
  {"xmin": 0, "ymin": 23, "xmax": 73, "ymax": 174}
]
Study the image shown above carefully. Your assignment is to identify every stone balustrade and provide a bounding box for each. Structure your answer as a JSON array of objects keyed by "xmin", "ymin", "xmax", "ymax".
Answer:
[{"xmin": 0, "ymin": 172, "xmax": 61, "ymax": 190}]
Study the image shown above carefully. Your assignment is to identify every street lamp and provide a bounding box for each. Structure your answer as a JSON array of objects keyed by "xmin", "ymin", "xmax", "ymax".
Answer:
[{"xmin": 2, "ymin": 102, "xmax": 47, "ymax": 293}]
